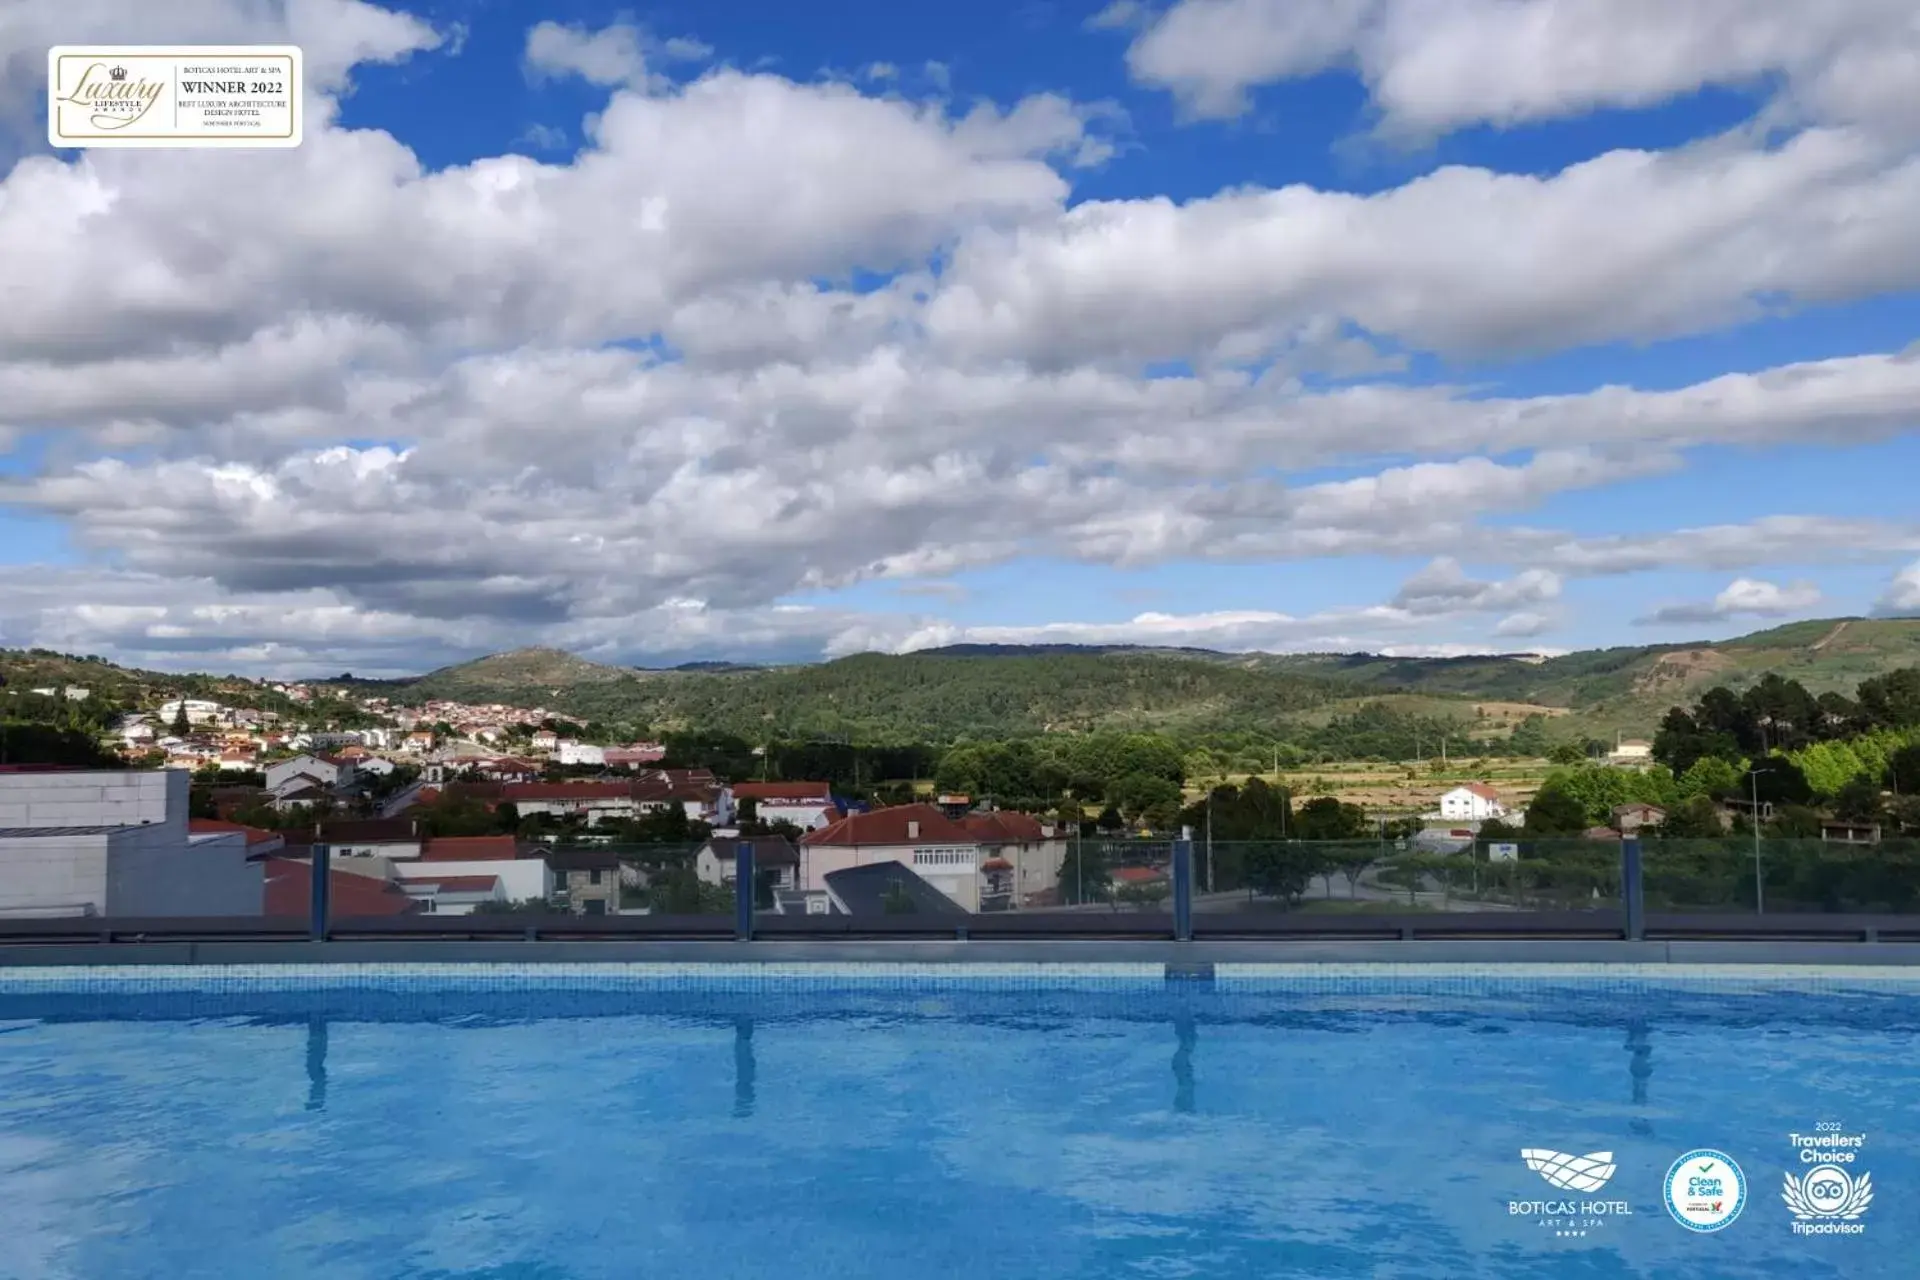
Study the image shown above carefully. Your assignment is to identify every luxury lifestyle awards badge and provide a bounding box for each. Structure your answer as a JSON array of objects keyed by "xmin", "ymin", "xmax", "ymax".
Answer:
[
  {"xmin": 1511, "ymin": 1148, "xmax": 1634, "ymax": 1237},
  {"xmin": 1782, "ymin": 1124, "xmax": 1874, "ymax": 1237},
  {"xmin": 47, "ymin": 45, "xmax": 302, "ymax": 149}
]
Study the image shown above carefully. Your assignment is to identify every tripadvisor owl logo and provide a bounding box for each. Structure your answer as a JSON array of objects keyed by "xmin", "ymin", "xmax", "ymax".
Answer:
[{"xmin": 1783, "ymin": 1126, "xmax": 1872, "ymax": 1236}]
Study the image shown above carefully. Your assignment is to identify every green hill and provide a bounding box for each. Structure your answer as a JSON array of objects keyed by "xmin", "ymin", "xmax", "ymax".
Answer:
[
  {"xmin": 11, "ymin": 615, "xmax": 1920, "ymax": 747},
  {"xmin": 396, "ymin": 648, "xmax": 1357, "ymax": 740},
  {"xmin": 1255, "ymin": 617, "xmax": 1920, "ymax": 735}
]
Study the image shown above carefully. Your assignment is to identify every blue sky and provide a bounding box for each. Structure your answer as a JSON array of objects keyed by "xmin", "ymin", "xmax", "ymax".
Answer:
[{"xmin": 1, "ymin": 0, "xmax": 1917, "ymax": 675}]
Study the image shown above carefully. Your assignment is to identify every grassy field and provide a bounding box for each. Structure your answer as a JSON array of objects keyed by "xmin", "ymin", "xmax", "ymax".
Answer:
[{"xmin": 1189, "ymin": 757, "xmax": 1556, "ymax": 814}]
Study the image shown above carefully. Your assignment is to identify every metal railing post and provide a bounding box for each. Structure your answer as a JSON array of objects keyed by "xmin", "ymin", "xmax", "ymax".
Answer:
[
  {"xmin": 310, "ymin": 842, "xmax": 330, "ymax": 941},
  {"xmin": 1620, "ymin": 836, "xmax": 1643, "ymax": 942},
  {"xmin": 1172, "ymin": 830, "xmax": 1193, "ymax": 942},
  {"xmin": 734, "ymin": 840, "xmax": 755, "ymax": 941}
]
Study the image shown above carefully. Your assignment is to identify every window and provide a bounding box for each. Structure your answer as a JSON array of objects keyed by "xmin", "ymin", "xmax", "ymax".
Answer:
[{"xmin": 588, "ymin": 869, "xmax": 602, "ymax": 886}]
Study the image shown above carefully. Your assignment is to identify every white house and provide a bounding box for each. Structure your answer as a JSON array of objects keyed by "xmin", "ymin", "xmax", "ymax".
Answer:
[
  {"xmin": 556, "ymin": 741, "xmax": 605, "ymax": 766},
  {"xmin": 1436, "ymin": 783, "xmax": 1507, "ymax": 822},
  {"xmin": 499, "ymin": 781, "xmax": 640, "ymax": 826},
  {"xmin": 1607, "ymin": 738, "xmax": 1654, "ymax": 768},
  {"xmin": 0, "ymin": 767, "xmax": 263, "ymax": 917},
  {"xmin": 798, "ymin": 803, "xmax": 1063, "ymax": 913},
  {"xmin": 732, "ymin": 782, "xmax": 839, "ymax": 831},
  {"xmin": 389, "ymin": 835, "xmax": 550, "ymax": 910},
  {"xmin": 694, "ymin": 835, "xmax": 802, "ymax": 891},
  {"xmin": 265, "ymin": 753, "xmax": 356, "ymax": 793},
  {"xmin": 158, "ymin": 698, "xmax": 224, "ymax": 725}
]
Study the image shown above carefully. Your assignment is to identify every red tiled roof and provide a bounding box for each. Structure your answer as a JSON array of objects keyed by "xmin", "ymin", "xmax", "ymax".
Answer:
[
  {"xmin": 1461, "ymin": 783, "xmax": 1503, "ymax": 801},
  {"xmin": 262, "ymin": 857, "xmax": 418, "ymax": 917},
  {"xmin": 501, "ymin": 781, "xmax": 636, "ymax": 802},
  {"xmin": 961, "ymin": 811, "xmax": 1047, "ymax": 843},
  {"xmin": 734, "ymin": 782, "xmax": 833, "ymax": 802},
  {"xmin": 802, "ymin": 803, "xmax": 976, "ymax": 847},
  {"xmin": 188, "ymin": 818, "xmax": 283, "ymax": 847},
  {"xmin": 980, "ymin": 857, "xmax": 1013, "ymax": 871},
  {"xmin": 420, "ymin": 836, "xmax": 521, "ymax": 861},
  {"xmin": 1114, "ymin": 865, "xmax": 1167, "ymax": 883}
]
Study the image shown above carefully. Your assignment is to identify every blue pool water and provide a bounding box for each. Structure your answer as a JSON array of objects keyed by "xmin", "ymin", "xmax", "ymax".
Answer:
[{"xmin": 0, "ymin": 966, "xmax": 1915, "ymax": 1279}]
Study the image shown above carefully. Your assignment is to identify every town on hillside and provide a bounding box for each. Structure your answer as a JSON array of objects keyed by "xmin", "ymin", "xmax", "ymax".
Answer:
[{"xmin": 1, "ymin": 658, "xmax": 1916, "ymax": 921}]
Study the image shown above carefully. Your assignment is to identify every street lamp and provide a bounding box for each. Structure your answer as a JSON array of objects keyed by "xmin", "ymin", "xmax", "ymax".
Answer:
[{"xmin": 1748, "ymin": 766, "xmax": 1772, "ymax": 915}]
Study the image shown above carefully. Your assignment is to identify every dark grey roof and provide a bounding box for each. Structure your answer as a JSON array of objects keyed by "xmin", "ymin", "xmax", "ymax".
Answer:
[
  {"xmin": 0, "ymin": 824, "xmax": 132, "ymax": 837},
  {"xmin": 703, "ymin": 836, "xmax": 799, "ymax": 867},
  {"xmin": 544, "ymin": 846, "xmax": 620, "ymax": 871},
  {"xmin": 823, "ymin": 860, "xmax": 967, "ymax": 917}
]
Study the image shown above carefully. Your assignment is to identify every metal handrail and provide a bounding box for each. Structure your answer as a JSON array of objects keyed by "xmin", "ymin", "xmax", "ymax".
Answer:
[{"xmin": 0, "ymin": 910, "xmax": 1913, "ymax": 946}]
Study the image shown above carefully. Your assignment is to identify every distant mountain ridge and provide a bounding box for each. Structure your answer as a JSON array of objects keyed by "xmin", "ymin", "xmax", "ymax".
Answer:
[{"xmin": 7, "ymin": 615, "xmax": 1918, "ymax": 743}]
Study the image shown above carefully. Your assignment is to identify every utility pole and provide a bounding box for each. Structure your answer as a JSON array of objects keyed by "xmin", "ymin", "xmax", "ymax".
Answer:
[
  {"xmin": 1749, "ymin": 765, "xmax": 1772, "ymax": 915},
  {"xmin": 1205, "ymin": 789, "xmax": 1214, "ymax": 894}
]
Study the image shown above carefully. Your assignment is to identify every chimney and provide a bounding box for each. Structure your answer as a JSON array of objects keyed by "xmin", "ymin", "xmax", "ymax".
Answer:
[{"xmin": 907, "ymin": 820, "xmax": 920, "ymax": 839}]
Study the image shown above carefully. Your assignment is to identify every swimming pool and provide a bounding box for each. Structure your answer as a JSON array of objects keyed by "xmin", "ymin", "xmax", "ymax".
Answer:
[{"xmin": 0, "ymin": 964, "xmax": 1913, "ymax": 1279}]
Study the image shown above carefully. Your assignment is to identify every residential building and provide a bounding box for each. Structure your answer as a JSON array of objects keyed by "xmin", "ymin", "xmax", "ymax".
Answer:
[
  {"xmin": 265, "ymin": 753, "xmax": 356, "ymax": 793},
  {"xmin": 694, "ymin": 835, "xmax": 802, "ymax": 892},
  {"xmin": 556, "ymin": 741, "xmax": 605, "ymax": 766},
  {"xmin": 1606, "ymin": 739, "xmax": 1655, "ymax": 768},
  {"xmin": 400, "ymin": 872, "xmax": 506, "ymax": 914},
  {"xmin": 402, "ymin": 731, "xmax": 436, "ymax": 753},
  {"xmin": 0, "ymin": 767, "xmax": 262, "ymax": 917},
  {"xmin": 546, "ymin": 846, "xmax": 623, "ymax": 915},
  {"xmin": 801, "ymin": 803, "xmax": 1009, "ymax": 913},
  {"xmin": 471, "ymin": 756, "xmax": 541, "ymax": 783},
  {"xmin": 1611, "ymin": 803, "xmax": 1667, "ymax": 834},
  {"xmin": 157, "ymin": 698, "xmax": 223, "ymax": 725},
  {"xmin": 822, "ymin": 861, "xmax": 967, "ymax": 917},
  {"xmin": 530, "ymin": 730, "xmax": 559, "ymax": 752},
  {"xmin": 187, "ymin": 819, "xmax": 286, "ymax": 858},
  {"xmin": 1821, "ymin": 821, "xmax": 1881, "ymax": 845},
  {"xmin": 1436, "ymin": 784, "xmax": 1507, "ymax": 822},
  {"xmin": 635, "ymin": 775, "xmax": 734, "ymax": 826},
  {"xmin": 500, "ymin": 780, "xmax": 641, "ymax": 826},
  {"xmin": 287, "ymin": 818, "xmax": 423, "ymax": 860},
  {"xmin": 959, "ymin": 810, "xmax": 1066, "ymax": 909},
  {"xmin": 733, "ymin": 781, "xmax": 840, "ymax": 832},
  {"xmin": 262, "ymin": 855, "xmax": 418, "ymax": 918},
  {"xmin": 388, "ymin": 835, "xmax": 551, "ymax": 906}
]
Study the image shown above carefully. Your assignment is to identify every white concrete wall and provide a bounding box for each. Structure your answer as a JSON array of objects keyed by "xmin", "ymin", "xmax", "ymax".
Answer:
[
  {"xmin": 799, "ymin": 841, "xmax": 983, "ymax": 911},
  {"xmin": 756, "ymin": 800, "xmax": 835, "ymax": 830},
  {"xmin": 391, "ymin": 858, "xmax": 551, "ymax": 901},
  {"xmin": 108, "ymin": 829, "xmax": 264, "ymax": 916},
  {"xmin": 265, "ymin": 755, "xmax": 340, "ymax": 791},
  {"xmin": 0, "ymin": 768, "xmax": 182, "ymax": 830},
  {"xmin": 0, "ymin": 832, "xmax": 110, "ymax": 914}
]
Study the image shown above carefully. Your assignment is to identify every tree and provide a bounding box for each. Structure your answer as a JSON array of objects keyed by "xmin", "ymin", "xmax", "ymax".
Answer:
[
  {"xmin": 1857, "ymin": 668, "xmax": 1920, "ymax": 730},
  {"xmin": 1677, "ymin": 755, "xmax": 1742, "ymax": 800},
  {"xmin": 1655, "ymin": 795, "xmax": 1723, "ymax": 839},
  {"xmin": 1057, "ymin": 840, "xmax": 1110, "ymax": 904},
  {"xmin": 1886, "ymin": 743, "xmax": 1920, "ymax": 795},
  {"xmin": 1767, "ymin": 805, "xmax": 1824, "ymax": 839},
  {"xmin": 1524, "ymin": 782, "xmax": 1588, "ymax": 835},
  {"xmin": 1547, "ymin": 741, "xmax": 1586, "ymax": 766},
  {"xmin": 1244, "ymin": 843, "xmax": 1323, "ymax": 904},
  {"xmin": 1291, "ymin": 796, "xmax": 1367, "ymax": 841},
  {"xmin": 647, "ymin": 867, "xmax": 731, "ymax": 914},
  {"xmin": 1833, "ymin": 777, "xmax": 1887, "ymax": 824},
  {"xmin": 171, "ymin": 704, "xmax": 191, "ymax": 737},
  {"xmin": 1507, "ymin": 715, "xmax": 1553, "ymax": 757}
]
